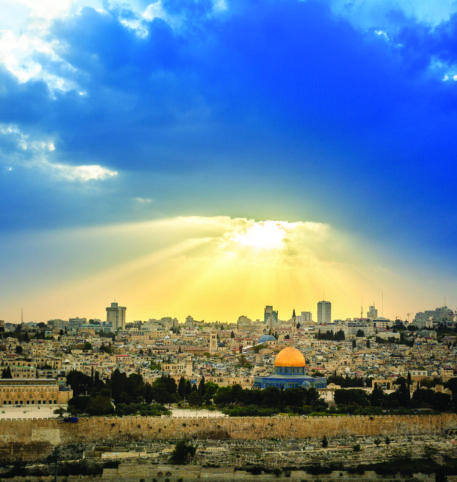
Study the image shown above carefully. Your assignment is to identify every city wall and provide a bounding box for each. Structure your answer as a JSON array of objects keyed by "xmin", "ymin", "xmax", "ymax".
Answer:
[{"xmin": 0, "ymin": 414, "xmax": 456, "ymax": 461}]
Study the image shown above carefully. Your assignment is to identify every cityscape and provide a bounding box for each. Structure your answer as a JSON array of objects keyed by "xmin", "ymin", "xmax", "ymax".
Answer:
[
  {"xmin": 2, "ymin": 0, "xmax": 457, "ymax": 480},
  {"xmin": 1, "ymin": 300, "xmax": 457, "ymax": 479}
]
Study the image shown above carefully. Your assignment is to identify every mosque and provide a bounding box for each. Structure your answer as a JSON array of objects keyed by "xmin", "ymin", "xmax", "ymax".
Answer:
[{"xmin": 253, "ymin": 346, "xmax": 327, "ymax": 389}]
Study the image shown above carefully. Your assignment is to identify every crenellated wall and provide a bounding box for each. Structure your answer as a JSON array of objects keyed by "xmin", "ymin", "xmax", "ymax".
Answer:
[{"xmin": 0, "ymin": 414, "xmax": 456, "ymax": 461}]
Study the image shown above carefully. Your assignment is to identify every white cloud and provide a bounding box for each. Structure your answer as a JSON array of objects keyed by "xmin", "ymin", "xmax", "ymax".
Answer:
[
  {"xmin": 0, "ymin": 123, "xmax": 118, "ymax": 182},
  {"xmin": 374, "ymin": 30, "xmax": 390, "ymax": 41},
  {"xmin": 0, "ymin": 29, "xmax": 81, "ymax": 93},
  {"xmin": 7, "ymin": 0, "xmax": 75, "ymax": 20},
  {"xmin": 134, "ymin": 197, "xmax": 153, "ymax": 203},
  {"xmin": 327, "ymin": 0, "xmax": 457, "ymax": 29},
  {"xmin": 41, "ymin": 161, "xmax": 118, "ymax": 181}
]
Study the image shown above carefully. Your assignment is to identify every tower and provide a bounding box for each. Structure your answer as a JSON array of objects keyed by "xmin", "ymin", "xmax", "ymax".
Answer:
[
  {"xmin": 106, "ymin": 302, "xmax": 126, "ymax": 331},
  {"xmin": 209, "ymin": 331, "xmax": 217, "ymax": 354},
  {"xmin": 264, "ymin": 306, "xmax": 278, "ymax": 327},
  {"xmin": 317, "ymin": 301, "xmax": 331, "ymax": 324}
]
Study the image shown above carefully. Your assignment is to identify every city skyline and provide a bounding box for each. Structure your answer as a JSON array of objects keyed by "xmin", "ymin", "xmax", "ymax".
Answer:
[{"xmin": 1, "ymin": 1, "xmax": 457, "ymax": 323}]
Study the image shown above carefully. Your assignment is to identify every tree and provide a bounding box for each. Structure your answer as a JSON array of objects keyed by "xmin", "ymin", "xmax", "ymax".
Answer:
[
  {"xmin": 366, "ymin": 339, "xmax": 371, "ymax": 349},
  {"xmin": 435, "ymin": 467, "xmax": 448, "ymax": 482},
  {"xmin": 352, "ymin": 339, "xmax": 357, "ymax": 349},
  {"xmin": 374, "ymin": 438, "xmax": 381, "ymax": 448},
  {"xmin": 188, "ymin": 391, "xmax": 202, "ymax": 407},
  {"xmin": 178, "ymin": 377, "xmax": 186, "ymax": 399},
  {"xmin": 356, "ymin": 329, "xmax": 365, "ymax": 337},
  {"xmin": 230, "ymin": 331, "xmax": 235, "ymax": 339},
  {"xmin": 83, "ymin": 342, "xmax": 92, "ymax": 351},
  {"xmin": 54, "ymin": 407, "xmax": 67, "ymax": 417},
  {"xmin": 353, "ymin": 444, "xmax": 361, "ymax": 452},
  {"xmin": 321, "ymin": 435, "xmax": 328, "ymax": 448},
  {"xmin": 296, "ymin": 322, "xmax": 301, "ymax": 329},
  {"xmin": 334, "ymin": 389, "xmax": 369, "ymax": 407},
  {"xmin": 15, "ymin": 345, "xmax": 23, "ymax": 355},
  {"xmin": 1, "ymin": 366, "xmax": 12, "ymax": 379},
  {"xmin": 198, "ymin": 376, "xmax": 206, "ymax": 397},
  {"xmin": 169, "ymin": 440, "xmax": 196, "ymax": 465},
  {"xmin": 87, "ymin": 395, "xmax": 115, "ymax": 416},
  {"xmin": 385, "ymin": 436, "xmax": 390, "ymax": 445}
]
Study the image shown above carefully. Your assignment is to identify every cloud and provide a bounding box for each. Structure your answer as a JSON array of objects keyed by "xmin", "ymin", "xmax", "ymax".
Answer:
[
  {"xmin": 7, "ymin": 0, "xmax": 76, "ymax": 19},
  {"xmin": 0, "ymin": 0, "xmax": 457, "ymax": 276},
  {"xmin": 41, "ymin": 160, "xmax": 118, "ymax": 181},
  {"xmin": 0, "ymin": 123, "xmax": 117, "ymax": 182},
  {"xmin": 325, "ymin": 0, "xmax": 457, "ymax": 30}
]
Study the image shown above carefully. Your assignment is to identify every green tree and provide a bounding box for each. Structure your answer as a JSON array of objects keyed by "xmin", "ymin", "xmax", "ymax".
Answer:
[
  {"xmin": 83, "ymin": 342, "xmax": 92, "ymax": 351},
  {"xmin": 198, "ymin": 376, "xmax": 206, "ymax": 397},
  {"xmin": 188, "ymin": 391, "xmax": 202, "ymax": 407},
  {"xmin": 169, "ymin": 440, "xmax": 196, "ymax": 465},
  {"xmin": 322, "ymin": 435, "xmax": 328, "ymax": 448},
  {"xmin": 178, "ymin": 376, "xmax": 186, "ymax": 399},
  {"xmin": 87, "ymin": 395, "xmax": 115, "ymax": 416}
]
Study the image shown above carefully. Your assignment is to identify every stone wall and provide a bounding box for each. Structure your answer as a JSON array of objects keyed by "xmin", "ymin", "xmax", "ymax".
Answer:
[{"xmin": 1, "ymin": 414, "xmax": 456, "ymax": 461}]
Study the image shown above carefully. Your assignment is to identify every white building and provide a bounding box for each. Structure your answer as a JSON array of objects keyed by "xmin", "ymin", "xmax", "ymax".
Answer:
[
  {"xmin": 317, "ymin": 301, "xmax": 331, "ymax": 324},
  {"xmin": 106, "ymin": 302, "xmax": 126, "ymax": 331},
  {"xmin": 367, "ymin": 305, "xmax": 378, "ymax": 319}
]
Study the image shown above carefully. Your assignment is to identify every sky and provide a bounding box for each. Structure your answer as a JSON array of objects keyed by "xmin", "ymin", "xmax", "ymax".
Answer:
[{"xmin": 1, "ymin": 0, "xmax": 457, "ymax": 324}]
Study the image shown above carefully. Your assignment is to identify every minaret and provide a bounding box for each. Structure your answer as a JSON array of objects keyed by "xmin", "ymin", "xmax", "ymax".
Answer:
[{"xmin": 292, "ymin": 309, "xmax": 296, "ymax": 328}]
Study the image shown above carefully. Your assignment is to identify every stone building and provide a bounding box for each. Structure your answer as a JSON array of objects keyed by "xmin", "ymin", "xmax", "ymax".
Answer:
[{"xmin": 0, "ymin": 379, "xmax": 72, "ymax": 406}]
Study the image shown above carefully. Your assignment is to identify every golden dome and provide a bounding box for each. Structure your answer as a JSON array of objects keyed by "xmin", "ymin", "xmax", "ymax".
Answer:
[{"xmin": 274, "ymin": 347, "xmax": 306, "ymax": 367}]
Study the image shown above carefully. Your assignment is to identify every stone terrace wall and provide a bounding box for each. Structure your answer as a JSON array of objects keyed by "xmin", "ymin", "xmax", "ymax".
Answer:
[{"xmin": 0, "ymin": 414, "xmax": 456, "ymax": 461}]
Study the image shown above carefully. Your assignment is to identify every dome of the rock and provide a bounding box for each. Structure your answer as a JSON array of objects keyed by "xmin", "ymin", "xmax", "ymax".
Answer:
[
  {"xmin": 254, "ymin": 346, "xmax": 325, "ymax": 390},
  {"xmin": 274, "ymin": 347, "xmax": 306, "ymax": 368}
]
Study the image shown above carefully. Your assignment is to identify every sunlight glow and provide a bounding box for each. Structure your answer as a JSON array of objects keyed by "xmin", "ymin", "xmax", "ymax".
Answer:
[
  {"xmin": 0, "ymin": 215, "xmax": 429, "ymax": 323},
  {"xmin": 229, "ymin": 221, "xmax": 289, "ymax": 250}
]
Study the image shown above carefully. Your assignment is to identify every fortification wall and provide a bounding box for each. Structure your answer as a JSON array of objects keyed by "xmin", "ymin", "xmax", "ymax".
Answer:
[{"xmin": 0, "ymin": 414, "xmax": 456, "ymax": 461}]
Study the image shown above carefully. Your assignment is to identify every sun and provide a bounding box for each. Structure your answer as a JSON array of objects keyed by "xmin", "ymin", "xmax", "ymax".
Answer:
[{"xmin": 230, "ymin": 221, "xmax": 288, "ymax": 250}]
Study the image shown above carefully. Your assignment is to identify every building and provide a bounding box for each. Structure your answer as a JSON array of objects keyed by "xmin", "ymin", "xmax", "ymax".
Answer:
[
  {"xmin": 264, "ymin": 306, "xmax": 278, "ymax": 329},
  {"xmin": 106, "ymin": 302, "xmax": 126, "ymax": 331},
  {"xmin": 209, "ymin": 332, "xmax": 217, "ymax": 354},
  {"xmin": 0, "ymin": 379, "xmax": 72, "ymax": 406},
  {"xmin": 299, "ymin": 312, "xmax": 313, "ymax": 323},
  {"xmin": 414, "ymin": 306, "xmax": 454, "ymax": 329},
  {"xmin": 367, "ymin": 305, "xmax": 378, "ymax": 319},
  {"xmin": 317, "ymin": 301, "xmax": 331, "ymax": 324},
  {"xmin": 253, "ymin": 346, "xmax": 327, "ymax": 389}
]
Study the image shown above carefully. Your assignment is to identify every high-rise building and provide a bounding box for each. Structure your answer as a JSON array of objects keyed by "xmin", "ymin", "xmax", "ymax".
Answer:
[
  {"xmin": 106, "ymin": 302, "xmax": 126, "ymax": 331},
  {"xmin": 317, "ymin": 301, "xmax": 331, "ymax": 324},
  {"xmin": 367, "ymin": 305, "xmax": 378, "ymax": 319},
  {"xmin": 264, "ymin": 306, "xmax": 278, "ymax": 328},
  {"xmin": 300, "ymin": 312, "xmax": 312, "ymax": 322}
]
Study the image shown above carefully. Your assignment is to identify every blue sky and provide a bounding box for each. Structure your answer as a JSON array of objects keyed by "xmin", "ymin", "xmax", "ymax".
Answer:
[{"xmin": 0, "ymin": 0, "xmax": 456, "ymax": 322}]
